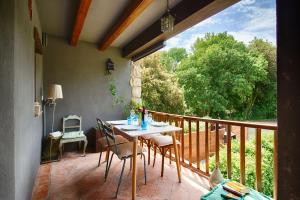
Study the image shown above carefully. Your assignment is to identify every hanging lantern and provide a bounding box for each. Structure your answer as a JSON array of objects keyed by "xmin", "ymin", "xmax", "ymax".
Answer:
[
  {"xmin": 106, "ymin": 58, "xmax": 114, "ymax": 74},
  {"xmin": 161, "ymin": 0, "xmax": 175, "ymax": 33}
]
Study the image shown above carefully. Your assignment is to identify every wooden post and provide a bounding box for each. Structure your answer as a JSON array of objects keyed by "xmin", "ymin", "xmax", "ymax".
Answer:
[
  {"xmin": 181, "ymin": 118, "xmax": 185, "ymax": 162},
  {"xmin": 205, "ymin": 122, "xmax": 209, "ymax": 175},
  {"xmin": 240, "ymin": 126, "xmax": 246, "ymax": 185},
  {"xmin": 216, "ymin": 123, "xmax": 220, "ymax": 167},
  {"xmin": 196, "ymin": 121, "xmax": 200, "ymax": 169},
  {"xmin": 227, "ymin": 125, "xmax": 232, "ymax": 179},
  {"xmin": 255, "ymin": 128, "xmax": 262, "ymax": 192},
  {"xmin": 188, "ymin": 120, "xmax": 192, "ymax": 166}
]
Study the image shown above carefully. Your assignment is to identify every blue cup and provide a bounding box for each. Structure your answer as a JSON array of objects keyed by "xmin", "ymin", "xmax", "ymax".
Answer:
[{"xmin": 127, "ymin": 117, "xmax": 132, "ymax": 125}]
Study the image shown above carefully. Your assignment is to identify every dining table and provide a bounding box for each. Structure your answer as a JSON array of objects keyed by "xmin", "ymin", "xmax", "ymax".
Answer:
[{"xmin": 107, "ymin": 120, "xmax": 182, "ymax": 200}]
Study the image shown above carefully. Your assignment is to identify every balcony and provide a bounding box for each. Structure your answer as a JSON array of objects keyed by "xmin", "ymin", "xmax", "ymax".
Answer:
[{"xmin": 32, "ymin": 110, "xmax": 277, "ymax": 199}]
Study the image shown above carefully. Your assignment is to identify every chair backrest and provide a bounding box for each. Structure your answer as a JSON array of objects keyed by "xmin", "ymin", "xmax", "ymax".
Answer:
[
  {"xmin": 96, "ymin": 118, "xmax": 119, "ymax": 154},
  {"xmin": 63, "ymin": 115, "xmax": 82, "ymax": 133}
]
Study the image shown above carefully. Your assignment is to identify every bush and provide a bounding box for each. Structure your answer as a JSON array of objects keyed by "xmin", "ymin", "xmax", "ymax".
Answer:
[{"xmin": 210, "ymin": 133, "xmax": 274, "ymax": 197}]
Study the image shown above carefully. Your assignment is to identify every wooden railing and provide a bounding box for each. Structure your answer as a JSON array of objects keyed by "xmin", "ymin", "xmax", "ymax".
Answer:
[{"xmin": 148, "ymin": 110, "xmax": 278, "ymax": 198}]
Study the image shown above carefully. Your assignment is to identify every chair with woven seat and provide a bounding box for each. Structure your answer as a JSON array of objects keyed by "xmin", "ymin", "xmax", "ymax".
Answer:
[
  {"xmin": 139, "ymin": 133, "xmax": 161, "ymax": 165},
  {"xmin": 96, "ymin": 118, "xmax": 129, "ymax": 167},
  {"xmin": 103, "ymin": 124, "xmax": 147, "ymax": 198},
  {"xmin": 151, "ymin": 134, "xmax": 180, "ymax": 177},
  {"xmin": 59, "ymin": 115, "xmax": 88, "ymax": 158}
]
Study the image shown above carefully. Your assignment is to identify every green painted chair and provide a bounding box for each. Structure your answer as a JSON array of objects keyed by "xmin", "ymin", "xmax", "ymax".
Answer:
[{"xmin": 59, "ymin": 115, "xmax": 88, "ymax": 158}]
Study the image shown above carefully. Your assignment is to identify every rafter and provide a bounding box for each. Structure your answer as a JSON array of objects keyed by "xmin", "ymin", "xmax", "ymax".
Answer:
[
  {"xmin": 122, "ymin": 0, "xmax": 240, "ymax": 58},
  {"xmin": 70, "ymin": 0, "xmax": 92, "ymax": 46},
  {"xmin": 98, "ymin": 0, "xmax": 153, "ymax": 51}
]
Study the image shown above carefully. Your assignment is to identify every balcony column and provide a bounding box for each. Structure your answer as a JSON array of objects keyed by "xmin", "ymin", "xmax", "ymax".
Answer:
[
  {"xmin": 277, "ymin": 0, "xmax": 300, "ymax": 199},
  {"xmin": 130, "ymin": 62, "xmax": 142, "ymax": 103}
]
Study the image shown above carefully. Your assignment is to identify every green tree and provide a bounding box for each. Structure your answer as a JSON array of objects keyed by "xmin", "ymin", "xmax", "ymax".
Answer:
[
  {"xmin": 160, "ymin": 48, "xmax": 187, "ymax": 72},
  {"xmin": 176, "ymin": 33, "xmax": 268, "ymax": 119},
  {"xmin": 136, "ymin": 52, "xmax": 185, "ymax": 114},
  {"xmin": 210, "ymin": 134, "xmax": 274, "ymax": 197},
  {"xmin": 248, "ymin": 38, "xmax": 277, "ymax": 119}
]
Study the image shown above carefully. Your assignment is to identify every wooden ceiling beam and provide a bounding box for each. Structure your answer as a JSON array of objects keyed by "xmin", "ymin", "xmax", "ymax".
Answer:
[
  {"xmin": 70, "ymin": 0, "xmax": 92, "ymax": 46},
  {"xmin": 122, "ymin": 0, "xmax": 240, "ymax": 58},
  {"xmin": 98, "ymin": 0, "xmax": 153, "ymax": 51}
]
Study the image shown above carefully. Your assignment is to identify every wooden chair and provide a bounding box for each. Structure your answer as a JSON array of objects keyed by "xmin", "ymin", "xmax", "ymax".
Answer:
[
  {"xmin": 139, "ymin": 134, "xmax": 161, "ymax": 165},
  {"xmin": 103, "ymin": 125, "xmax": 147, "ymax": 198},
  {"xmin": 59, "ymin": 115, "xmax": 88, "ymax": 158},
  {"xmin": 151, "ymin": 135, "xmax": 180, "ymax": 177}
]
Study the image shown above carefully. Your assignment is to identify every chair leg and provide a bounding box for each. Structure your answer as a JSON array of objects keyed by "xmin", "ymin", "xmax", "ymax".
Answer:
[
  {"xmin": 153, "ymin": 146, "xmax": 157, "ymax": 167},
  {"xmin": 105, "ymin": 152, "xmax": 114, "ymax": 181},
  {"xmin": 169, "ymin": 148, "xmax": 172, "ymax": 164},
  {"xmin": 115, "ymin": 159, "xmax": 126, "ymax": 198},
  {"xmin": 98, "ymin": 146, "xmax": 103, "ymax": 167},
  {"xmin": 142, "ymin": 154, "xmax": 147, "ymax": 185},
  {"xmin": 105, "ymin": 148, "xmax": 110, "ymax": 162},
  {"xmin": 130, "ymin": 157, "xmax": 132, "ymax": 171},
  {"xmin": 82, "ymin": 139, "xmax": 88, "ymax": 156},
  {"xmin": 161, "ymin": 148, "xmax": 165, "ymax": 177},
  {"xmin": 147, "ymin": 142, "xmax": 151, "ymax": 165}
]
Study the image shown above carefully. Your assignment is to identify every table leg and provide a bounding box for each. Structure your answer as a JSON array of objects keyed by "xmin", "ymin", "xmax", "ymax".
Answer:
[
  {"xmin": 172, "ymin": 132, "xmax": 182, "ymax": 183},
  {"xmin": 132, "ymin": 139, "xmax": 138, "ymax": 200}
]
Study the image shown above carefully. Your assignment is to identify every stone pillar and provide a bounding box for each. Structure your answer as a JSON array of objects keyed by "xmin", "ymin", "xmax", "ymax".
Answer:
[{"xmin": 130, "ymin": 62, "xmax": 142, "ymax": 103}]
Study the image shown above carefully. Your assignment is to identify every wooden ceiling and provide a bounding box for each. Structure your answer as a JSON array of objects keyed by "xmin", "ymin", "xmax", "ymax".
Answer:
[{"xmin": 38, "ymin": 0, "xmax": 240, "ymax": 59}]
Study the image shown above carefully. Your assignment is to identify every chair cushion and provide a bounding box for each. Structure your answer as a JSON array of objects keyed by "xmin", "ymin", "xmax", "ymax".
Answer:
[
  {"xmin": 98, "ymin": 135, "xmax": 129, "ymax": 147},
  {"xmin": 151, "ymin": 135, "xmax": 180, "ymax": 147},
  {"xmin": 62, "ymin": 131, "xmax": 85, "ymax": 139},
  {"xmin": 140, "ymin": 133, "xmax": 161, "ymax": 140},
  {"xmin": 111, "ymin": 143, "xmax": 145, "ymax": 159}
]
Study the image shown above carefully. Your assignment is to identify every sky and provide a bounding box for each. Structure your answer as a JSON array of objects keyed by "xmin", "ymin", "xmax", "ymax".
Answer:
[{"xmin": 162, "ymin": 0, "xmax": 276, "ymax": 51}]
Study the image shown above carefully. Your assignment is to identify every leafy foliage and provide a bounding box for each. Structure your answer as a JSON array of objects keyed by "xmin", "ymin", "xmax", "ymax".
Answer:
[
  {"xmin": 248, "ymin": 38, "xmax": 277, "ymax": 119},
  {"xmin": 160, "ymin": 48, "xmax": 187, "ymax": 72},
  {"xmin": 176, "ymin": 33, "xmax": 274, "ymax": 119},
  {"xmin": 137, "ymin": 52, "xmax": 185, "ymax": 114},
  {"xmin": 108, "ymin": 80, "xmax": 125, "ymax": 106},
  {"xmin": 210, "ymin": 134, "xmax": 274, "ymax": 197}
]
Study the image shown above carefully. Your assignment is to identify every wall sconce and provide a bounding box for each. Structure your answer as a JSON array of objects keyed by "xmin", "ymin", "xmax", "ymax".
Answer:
[{"xmin": 106, "ymin": 58, "xmax": 114, "ymax": 74}]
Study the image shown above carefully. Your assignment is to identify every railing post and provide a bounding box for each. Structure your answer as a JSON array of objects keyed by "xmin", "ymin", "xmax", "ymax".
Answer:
[
  {"xmin": 274, "ymin": 130, "xmax": 278, "ymax": 200},
  {"xmin": 181, "ymin": 118, "xmax": 185, "ymax": 162},
  {"xmin": 205, "ymin": 122, "xmax": 209, "ymax": 175},
  {"xmin": 196, "ymin": 121, "xmax": 200, "ymax": 170},
  {"xmin": 240, "ymin": 126, "xmax": 246, "ymax": 185},
  {"xmin": 255, "ymin": 128, "xmax": 262, "ymax": 192},
  {"xmin": 227, "ymin": 125, "xmax": 232, "ymax": 179},
  {"xmin": 216, "ymin": 123, "xmax": 220, "ymax": 167},
  {"xmin": 188, "ymin": 120, "xmax": 192, "ymax": 167}
]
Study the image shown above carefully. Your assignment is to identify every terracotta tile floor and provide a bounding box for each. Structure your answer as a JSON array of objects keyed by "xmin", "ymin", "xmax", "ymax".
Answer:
[{"xmin": 32, "ymin": 151, "xmax": 210, "ymax": 200}]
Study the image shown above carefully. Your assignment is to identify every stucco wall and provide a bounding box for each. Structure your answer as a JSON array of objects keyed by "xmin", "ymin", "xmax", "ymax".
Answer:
[
  {"xmin": 43, "ymin": 36, "xmax": 132, "ymax": 135},
  {"xmin": 0, "ymin": 0, "xmax": 43, "ymax": 199},
  {"xmin": 0, "ymin": 0, "xmax": 16, "ymax": 199},
  {"xmin": 13, "ymin": 0, "xmax": 43, "ymax": 199}
]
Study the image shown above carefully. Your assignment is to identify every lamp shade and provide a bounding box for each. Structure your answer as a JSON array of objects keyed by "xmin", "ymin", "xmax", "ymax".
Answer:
[{"xmin": 48, "ymin": 84, "xmax": 63, "ymax": 100}]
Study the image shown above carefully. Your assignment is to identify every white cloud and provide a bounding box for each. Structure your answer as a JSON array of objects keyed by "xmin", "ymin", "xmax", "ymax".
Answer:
[
  {"xmin": 239, "ymin": 0, "xmax": 256, "ymax": 6},
  {"xmin": 244, "ymin": 8, "xmax": 276, "ymax": 32},
  {"xmin": 162, "ymin": 0, "xmax": 276, "ymax": 50},
  {"xmin": 163, "ymin": 33, "xmax": 205, "ymax": 51}
]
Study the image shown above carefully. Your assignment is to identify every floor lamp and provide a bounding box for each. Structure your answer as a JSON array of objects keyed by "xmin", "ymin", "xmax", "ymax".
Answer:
[{"xmin": 47, "ymin": 84, "xmax": 63, "ymax": 133}]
